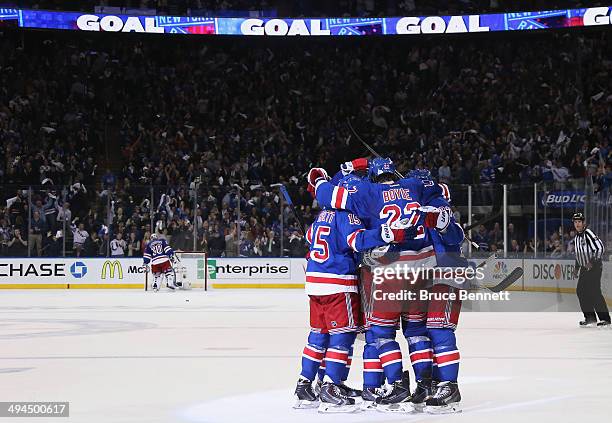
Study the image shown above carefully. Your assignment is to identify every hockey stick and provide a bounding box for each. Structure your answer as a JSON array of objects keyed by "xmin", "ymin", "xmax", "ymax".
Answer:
[
  {"xmin": 346, "ymin": 119, "xmax": 404, "ymax": 179},
  {"xmin": 346, "ymin": 118, "xmax": 493, "ymax": 249},
  {"xmin": 471, "ymin": 253, "xmax": 523, "ymax": 293},
  {"xmin": 486, "ymin": 267, "xmax": 523, "ymax": 293},
  {"xmin": 279, "ymin": 185, "xmax": 307, "ymax": 236}
]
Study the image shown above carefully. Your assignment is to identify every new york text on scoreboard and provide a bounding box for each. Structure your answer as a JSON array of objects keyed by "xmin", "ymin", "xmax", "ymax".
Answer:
[{"xmin": 1, "ymin": 6, "xmax": 611, "ymax": 36}]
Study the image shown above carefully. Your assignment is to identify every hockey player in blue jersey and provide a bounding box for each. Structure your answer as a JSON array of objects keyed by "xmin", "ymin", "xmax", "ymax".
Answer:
[
  {"xmin": 294, "ymin": 174, "xmax": 412, "ymax": 413},
  {"xmin": 143, "ymin": 233, "xmax": 179, "ymax": 291},
  {"xmin": 307, "ymin": 158, "xmax": 465, "ymax": 413},
  {"xmin": 401, "ymin": 168, "xmax": 466, "ymax": 414}
]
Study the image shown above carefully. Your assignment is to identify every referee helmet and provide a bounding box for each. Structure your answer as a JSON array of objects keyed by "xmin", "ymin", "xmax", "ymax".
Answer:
[{"xmin": 572, "ymin": 212, "xmax": 585, "ymax": 221}]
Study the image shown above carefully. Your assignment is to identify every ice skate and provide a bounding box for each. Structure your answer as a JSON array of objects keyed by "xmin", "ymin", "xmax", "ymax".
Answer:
[
  {"xmin": 579, "ymin": 320, "xmax": 597, "ymax": 328},
  {"xmin": 424, "ymin": 381, "xmax": 461, "ymax": 414},
  {"xmin": 597, "ymin": 320, "xmax": 611, "ymax": 328},
  {"xmin": 293, "ymin": 377, "xmax": 319, "ymax": 409},
  {"xmin": 361, "ymin": 387, "xmax": 382, "ymax": 410},
  {"xmin": 314, "ymin": 377, "xmax": 322, "ymax": 396},
  {"xmin": 375, "ymin": 377, "xmax": 413, "ymax": 413},
  {"xmin": 318, "ymin": 380, "xmax": 359, "ymax": 413},
  {"xmin": 338, "ymin": 383, "xmax": 362, "ymax": 403},
  {"xmin": 152, "ymin": 282, "xmax": 159, "ymax": 292},
  {"xmin": 411, "ymin": 379, "xmax": 434, "ymax": 412}
]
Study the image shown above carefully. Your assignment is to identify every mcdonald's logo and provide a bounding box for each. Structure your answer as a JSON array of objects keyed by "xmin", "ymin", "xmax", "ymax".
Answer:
[{"xmin": 101, "ymin": 260, "xmax": 123, "ymax": 279}]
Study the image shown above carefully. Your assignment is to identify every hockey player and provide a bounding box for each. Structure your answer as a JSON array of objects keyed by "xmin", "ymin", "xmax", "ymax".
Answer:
[
  {"xmin": 307, "ymin": 158, "xmax": 465, "ymax": 413},
  {"xmin": 294, "ymin": 175, "xmax": 412, "ymax": 413},
  {"xmin": 143, "ymin": 233, "xmax": 179, "ymax": 291},
  {"xmin": 402, "ymin": 168, "xmax": 465, "ymax": 414}
]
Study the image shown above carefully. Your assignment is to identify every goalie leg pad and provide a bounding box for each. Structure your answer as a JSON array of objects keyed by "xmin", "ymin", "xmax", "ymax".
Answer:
[
  {"xmin": 370, "ymin": 325, "xmax": 403, "ymax": 384},
  {"xmin": 324, "ymin": 333, "xmax": 356, "ymax": 384},
  {"xmin": 429, "ymin": 329, "xmax": 460, "ymax": 382},
  {"xmin": 153, "ymin": 272, "xmax": 162, "ymax": 289},
  {"xmin": 165, "ymin": 267, "xmax": 176, "ymax": 289},
  {"xmin": 363, "ymin": 330, "xmax": 384, "ymax": 388},
  {"xmin": 301, "ymin": 331, "xmax": 329, "ymax": 382}
]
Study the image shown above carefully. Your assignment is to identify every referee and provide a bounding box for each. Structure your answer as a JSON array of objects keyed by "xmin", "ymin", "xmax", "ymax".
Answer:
[{"xmin": 572, "ymin": 213, "xmax": 610, "ymax": 327}]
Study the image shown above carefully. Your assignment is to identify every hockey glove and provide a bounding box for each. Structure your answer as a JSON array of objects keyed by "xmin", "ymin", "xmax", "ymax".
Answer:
[
  {"xmin": 381, "ymin": 223, "xmax": 413, "ymax": 243},
  {"xmin": 340, "ymin": 158, "xmax": 369, "ymax": 176},
  {"xmin": 422, "ymin": 206, "xmax": 452, "ymax": 232},
  {"xmin": 307, "ymin": 167, "xmax": 330, "ymax": 188}
]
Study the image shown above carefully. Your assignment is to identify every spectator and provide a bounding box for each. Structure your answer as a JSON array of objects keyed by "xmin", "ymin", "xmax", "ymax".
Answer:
[
  {"xmin": 110, "ymin": 233, "xmax": 127, "ymax": 257},
  {"xmin": 127, "ymin": 232, "xmax": 141, "ymax": 257},
  {"xmin": 86, "ymin": 231, "xmax": 102, "ymax": 257},
  {"xmin": 56, "ymin": 202, "xmax": 72, "ymax": 231},
  {"xmin": 45, "ymin": 230, "xmax": 63, "ymax": 257},
  {"xmin": 208, "ymin": 229, "xmax": 226, "ymax": 257},
  {"xmin": 7, "ymin": 228, "xmax": 28, "ymax": 256},
  {"xmin": 438, "ymin": 160, "xmax": 451, "ymax": 184},
  {"xmin": 29, "ymin": 211, "xmax": 46, "ymax": 257},
  {"xmin": 288, "ymin": 231, "xmax": 307, "ymax": 258},
  {"xmin": 0, "ymin": 219, "xmax": 12, "ymax": 256},
  {"xmin": 473, "ymin": 225, "xmax": 490, "ymax": 251},
  {"xmin": 71, "ymin": 220, "xmax": 89, "ymax": 257}
]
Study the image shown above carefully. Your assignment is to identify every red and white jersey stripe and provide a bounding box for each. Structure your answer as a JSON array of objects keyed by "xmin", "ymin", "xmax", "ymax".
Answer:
[
  {"xmin": 409, "ymin": 348, "xmax": 433, "ymax": 365},
  {"xmin": 305, "ymin": 272, "xmax": 358, "ymax": 295},
  {"xmin": 324, "ymin": 348, "xmax": 349, "ymax": 365},
  {"xmin": 363, "ymin": 358, "xmax": 384, "ymax": 373},
  {"xmin": 379, "ymin": 349, "xmax": 403, "ymax": 367},
  {"xmin": 302, "ymin": 345, "xmax": 325, "ymax": 363},
  {"xmin": 433, "ymin": 350, "xmax": 460, "ymax": 367},
  {"xmin": 397, "ymin": 245, "xmax": 437, "ymax": 268},
  {"xmin": 346, "ymin": 229, "xmax": 365, "ymax": 252},
  {"xmin": 438, "ymin": 183, "xmax": 451, "ymax": 202},
  {"xmin": 330, "ymin": 186, "xmax": 349, "ymax": 209},
  {"xmin": 305, "ymin": 225, "xmax": 313, "ymax": 244}
]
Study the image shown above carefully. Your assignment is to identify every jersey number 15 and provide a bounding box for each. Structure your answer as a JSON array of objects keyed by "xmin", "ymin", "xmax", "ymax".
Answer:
[{"xmin": 310, "ymin": 226, "xmax": 331, "ymax": 263}]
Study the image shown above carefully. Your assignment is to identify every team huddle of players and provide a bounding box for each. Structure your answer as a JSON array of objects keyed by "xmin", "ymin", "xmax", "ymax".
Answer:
[{"xmin": 294, "ymin": 157, "xmax": 467, "ymax": 414}]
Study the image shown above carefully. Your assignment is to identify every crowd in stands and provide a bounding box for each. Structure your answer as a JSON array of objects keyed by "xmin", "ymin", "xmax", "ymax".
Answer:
[
  {"xmin": 1, "ymin": 25, "xmax": 610, "ymax": 258},
  {"xmin": 7, "ymin": 1, "xmax": 607, "ymax": 17}
]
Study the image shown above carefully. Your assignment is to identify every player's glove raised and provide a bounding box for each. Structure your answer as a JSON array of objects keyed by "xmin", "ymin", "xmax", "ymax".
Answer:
[
  {"xmin": 421, "ymin": 206, "xmax": 452, "ymax": 232},
  {"xmin": 307, "ymin": 167, "xmax": 330, "ymax": 188},
  {"xmin": 340, "ymin": 158, "xmax": 369, "ymax": 176}
]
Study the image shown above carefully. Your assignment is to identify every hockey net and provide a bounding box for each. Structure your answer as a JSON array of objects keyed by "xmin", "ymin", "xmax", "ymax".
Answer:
[{"xmin": 145, "ymin": 251, "xmax": 208, "ymax": 291}]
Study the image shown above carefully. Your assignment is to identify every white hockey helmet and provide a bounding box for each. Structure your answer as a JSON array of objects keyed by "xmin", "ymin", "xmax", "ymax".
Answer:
[{"xmin": 150, "ymin": 233, "xmax": 159, "ymax": 240}]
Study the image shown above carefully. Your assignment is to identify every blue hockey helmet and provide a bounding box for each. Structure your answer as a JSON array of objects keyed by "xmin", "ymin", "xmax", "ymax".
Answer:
[
  {"xmin": 368, "ymin": 157, "xmax": 396, "ymax": 181},
  {"xmin": 338, "ymin": 173, "xmax": 363, "ymax": 189},
  {"xmin": 407, "ymin": 168, "xmax": 432, "ymax": 181}
]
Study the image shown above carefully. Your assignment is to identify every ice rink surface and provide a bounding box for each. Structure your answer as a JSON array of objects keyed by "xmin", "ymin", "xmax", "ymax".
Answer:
[{"xmin": 1, "ymin": 289, "xmax": 611, "ymax": 423}]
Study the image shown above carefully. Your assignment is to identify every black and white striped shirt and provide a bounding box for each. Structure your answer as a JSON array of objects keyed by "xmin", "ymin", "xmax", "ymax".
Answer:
[{"xmin": 573, "ymin": 228, "xmax": 605, "ymax": 268}]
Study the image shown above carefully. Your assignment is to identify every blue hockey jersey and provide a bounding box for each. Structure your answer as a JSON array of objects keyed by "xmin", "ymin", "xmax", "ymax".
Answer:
[
  {"xmin": 314, "ymin": 175, "xmax": 463, "ymax": 267},
  {"xmin": 305, "ymin": 209, "xmax": 389, "ymax": 296},
  {"xmin": 143, "ymin": 238, "xmax": 174, "ymax": 265}
]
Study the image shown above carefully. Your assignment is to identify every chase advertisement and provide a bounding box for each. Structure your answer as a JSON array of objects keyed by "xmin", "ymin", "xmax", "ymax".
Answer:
[
  {"xmin": 0, "ymin": 258, "xmax": 147, "ymax": 288},
  {"xmin": 9, "ymin": 6, "xmax": 612, "ymax": 36}
]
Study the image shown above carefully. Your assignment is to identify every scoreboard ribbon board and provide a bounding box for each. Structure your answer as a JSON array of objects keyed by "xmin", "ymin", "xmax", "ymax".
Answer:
[{"xmin": 3, "ymin": 6, "xmax": 612, "ymax": 36}]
